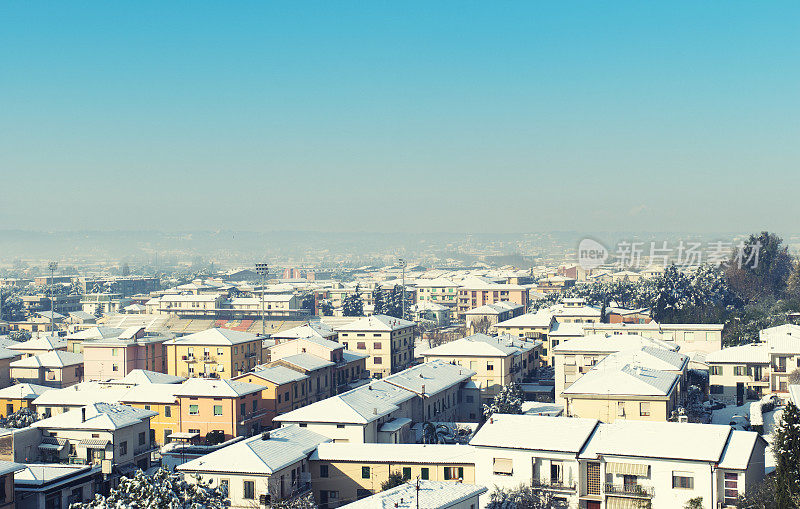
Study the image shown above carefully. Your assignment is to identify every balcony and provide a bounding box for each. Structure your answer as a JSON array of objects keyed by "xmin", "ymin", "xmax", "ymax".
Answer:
[
  {"xmin": 773, "ymin": 365, "xmax": 787, "ymax": 373},
  {"xmin": 604, "ymin": 483, "xmax": 654, "ymax": 498},
  {"xmin": 532, "ymin": 479, "xmax": 577, "ymax": 492}
]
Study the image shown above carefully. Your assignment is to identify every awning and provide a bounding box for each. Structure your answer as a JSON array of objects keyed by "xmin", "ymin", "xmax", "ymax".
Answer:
[
  {"xmin": 605, "ymin": 462, "xmax": 649, "ymax": 476},
  {"xmin": 78, "ymin": 439, "xmax": 110, "ymax": 449},
  {"xmin": 606, "ymin": 497, "xmax": 648, "ymax": 509},
  {"xmin": 38, "ymin": 443, "xmax": 66, "ymax": 451},
  {"xmin": 168, "ymin": 432, "xmax": 200, "ymax": 440}
]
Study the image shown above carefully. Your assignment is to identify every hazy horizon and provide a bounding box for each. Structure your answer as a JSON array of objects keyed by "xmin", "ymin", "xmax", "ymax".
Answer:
[{"xmin": 3, "ymin": 2, "xmax": 799, "ymax": 233}]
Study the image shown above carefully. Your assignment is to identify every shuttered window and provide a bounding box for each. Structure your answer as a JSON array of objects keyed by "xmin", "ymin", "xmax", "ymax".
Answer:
[{"xmin": 493, "ymin": 458, "xmax": 513, "ymax": 476}]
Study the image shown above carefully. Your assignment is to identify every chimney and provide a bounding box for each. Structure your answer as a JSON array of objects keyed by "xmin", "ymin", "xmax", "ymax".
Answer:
[
  {"xmin": 373, "ymin": 407, "xmax": 377, "ymax": 415},
  {"xmin": 262, "ymin": 431, "xmax": 270, "ymax": 441}
]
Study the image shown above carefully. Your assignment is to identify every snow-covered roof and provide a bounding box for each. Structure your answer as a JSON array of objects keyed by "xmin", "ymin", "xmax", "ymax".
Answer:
[
  {"xmin": 382, "ymin": 360, "xmax": 475, "ymax": 396},
  {"xmin": 599, "ymin": 346, "xmax": 689, "ymax": 372},
  {"xmin": 335, "ymin": 314, "xmax": 415, "ymax": 332},
  {"xmin": 276, "ymin": 353, "xmax": 335, "ymax": 371},
  {"xmin": 14, "ymin": 464, "xmax": 90, "ymax": 485},
  {"xmin": 706, "ymin": 344, "xmax": 770, "ymax": 364},
  {"xmin": 113, "ymin": 369, "xmax": 186, "ymax": 385},
  {"xmin": 579, "ymin": 421, "xmax": 737, "ymax": 463},
  {"xmin": 32, "ymin": 382, "xmax": 130, "ymax": 407},
  {"xmin": 414, "ymin": 278, "xmax": 459, "ymax": 288},
  {"xmin": 178, "ymin": 425, "xmax": 329, "ymax": 475},
  {"xmin": 470, "ymin": 414, "xmax": 599, "ymax": 453},
  {"xmin": 718, "ymin": 430, "xmax": 765, "ymax": 470},
  {"xmin": 341, "ymin": 481, "xmax": 486, "ymax": 509},
  {"xmin": 10, "ymin": 335, "xmax": 66, "ymax": 352},
  {"xmin": 66, "ymin": 327, "xmax": 126, "ymax": 340},
  {"xmin": 311, "ymin": 443, "xmax": 475, "ymax": 463},
  {"xmin": 421, "ymin": 334, "xmax": 523, "ymax": 358},
  {"xmin": 164, "ymin": 328, "xmax": 261, "ymax": 346},
  {"xmin": 271, "ymin": 321, "xmax": 336, "ymax": 341},
  {"xmin": 248, "ymin": 365, "xmax": 309, "ymax": 385},
  {"xmin": 495, "ymin": 310, "xmax": 554, "ymax": 328},
  {"xmin": 10, "ymin": 350, "xmax": 84, "ymax": 369},
  {"xmin": 0, "ymin": 383, "xmax": 52, "ymax": 400},
  {"xmin": 465, "ymin": 301, "xmax": 523, "ymax": 315},
  {"xmin": 172, "ymin": 378, "xmax": 264, "ymax": 398},
  {"xmin": 33, "ymin": 403, "xmax": 157, "ymax": 431},
  {"xmin": 119, "ymin": 383, "xmax": 180, "ymax": 404},
  {"xmin": 553, "ymin": 333, "xmax": 678, "ymax": 354},
  {"xmin": 547, "ymin": 321, "xmax": 586, "ymax": 337},
  {"xmin": 562, "ymin": 364, "xmax": 678, "ymax": 397}
]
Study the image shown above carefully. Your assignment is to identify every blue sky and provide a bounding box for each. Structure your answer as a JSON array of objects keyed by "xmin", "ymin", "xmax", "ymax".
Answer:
[{"xmin": 1, "ymin": 2, "xmax": 798, "ymax": 233}]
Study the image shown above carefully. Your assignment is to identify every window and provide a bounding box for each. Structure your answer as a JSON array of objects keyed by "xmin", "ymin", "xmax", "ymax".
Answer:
[
  {"xmin": 617, "ymin": 402, "xmax": 625, "ymax": 416},
  {"xmin": 374, "ymin": 342, "xmax": 382, "ymax": 349},
  {"xmin": 710, "ymin": 366, "xmax": 722, "ymax": 376},
  {"xmin": 639, "ymin": 402, "xmax": 650, "ymax": 417},
  {"xmin": 710, "ymin": 385, "xmax": 724, "ymax": 394},
  {"xmin": 361, "ymin": 466, "xmax": 370, "ymax": 479},
  {"xmin": 219, "ymin": 479, "xmax": 229, "ymax": 493},
  {"xmin": 420, "ymin": 467, "xmax": 429, "ymax": 480},
  {"xmin": 112, "ymin": 364, "xmax": 119, "ymax": 372},
  {"xmin": 164, "ymin": 406, "xmax": 171, "ymax": 417},
  {"xmin": 217, "ymin": 348, "xmax": 224, "ymax": 355},
  {"xmin": 138, "ymin": 432, "xmax": 145, "ymax": 445},
  {"xmin": 214, "ymin": 405, "xmax": 223, "ymax": 416},
  {"xmin": 443, "ymin": 467, "xmax": 464, "ymax": 480},
  {"xmin": 240, "ymin": 402, "xmax": 246, "ymax": 415},
  {"xmin": 189, "ymin": 405, "xmax": 199, "ymax": 415},
  {"xmin": 487, "ymin": 362, "xmax": 494, "ymax": 371},
  {"xmin": 402, "ymin": 467, "xmax": 411, "ymax": 480},
  {"xmin": 243, "ymin": 480, "xmax": 255, "ymax": 499},
  {"xmin": 112, "ymin": 348, "xmax": 118, "ymax": 356},
  {"xmin": 734, "ymin": 366, "xmax": 746, "ymax": 376},
  {"xmin": 320, "ymin": 465, "xmax": 329, "ymax": 478},
  {"xmin": 724, "ymin": 472, "xmax": 739, "ymax": 503},
  {"xmin": 374, "ymin": 356, "xmax": 383, "ymax": 365},
  {"xmin": 120, "ymin": 441, "xmax": 128, "ymax": 455},
  {"xmin": 493, "ymin": 458, "xmax": 513, "ymax": 476},
  {"xmin": 357, "ymin": 342, "xmax": 366, "ymax": 350},
  {"xmin": 550, "ymin": 462, "xmax": 563, "ymax": 483},
  {"xmin": 337, "ymin": 424, "xmax": 345, "ymax": 429},
  {"xmin": 672, "ymin": 472, "xmax": 694, "ymax": 489},
  {"xmin": 252, "ymin": 400, "xmax": 258, "ymax": 412}
]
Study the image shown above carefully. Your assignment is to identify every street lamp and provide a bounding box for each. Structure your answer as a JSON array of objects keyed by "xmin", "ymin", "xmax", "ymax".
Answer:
[
  {"xmin": 398, "ymin": 258, "xmax": 407, "ymax": 320},
  {"xmin": 48, "ymin": 261, "xmax": 58, "ymax": 334},
  {"xmin": 255, "ymin": 263, "xmax": 269, "ymax": 336}
]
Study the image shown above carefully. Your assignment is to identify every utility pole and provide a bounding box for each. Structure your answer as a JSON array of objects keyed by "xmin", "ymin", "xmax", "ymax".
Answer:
[
  {"xmin": 416, "ymin": 476, "xmax": 420, "ymax": 509},
  {"xmin": 48, "ymin": 261, "xmax": 58, "ymax": 334},
  {"xmin": 398, "ymin": 258, "xmax": 406, "ymax": 320},
  {"xmin": 255, "ymin": 263, "xmax": 269, "ymax": 336}
]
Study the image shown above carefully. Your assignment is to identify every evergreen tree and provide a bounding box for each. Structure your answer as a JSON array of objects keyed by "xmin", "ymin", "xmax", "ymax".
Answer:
[
  {"xmin": 381, "ymin": 472, "xmax": 406, "ymax": 491},
  {"xmin": 483, "ymin": 382, "xmax": 524, "ymax": 418},
  {"xmin": 373, "ymin": 287, "xmax": 387, "ymax": 315},
  {"xmin": 342, "ymin": 285, "xmax": 364, "ymax": 317},
  {"xmin": 774, "ymin": 401, "xmax": 800, "ymax": 508}
]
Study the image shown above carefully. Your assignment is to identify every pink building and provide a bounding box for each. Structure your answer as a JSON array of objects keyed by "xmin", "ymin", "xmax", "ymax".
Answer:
[{"xmin": 82, "ymin": 327, "xmax": 169, "ymax": 381}]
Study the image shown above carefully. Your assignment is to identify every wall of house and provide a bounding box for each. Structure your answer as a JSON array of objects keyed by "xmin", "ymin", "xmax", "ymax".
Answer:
[
  {"xmin": 0, "ymin": 397, "xmax": 33, "ymax": 418},
  {"xmin": 566, "ymin": 396, "xmax": 672, "ymax": 423},
  {"xmin": 177, "ymin": 391, "xmax": 263, "ymax": 440},
  {"xmin": 166, "ymin": 340, "xmax": 262, "ymax": 379}
]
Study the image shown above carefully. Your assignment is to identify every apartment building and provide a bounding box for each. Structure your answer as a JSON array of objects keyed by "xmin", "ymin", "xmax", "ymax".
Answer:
[
  {"xmin": 536, "ymin": 275, "xmax": 577, "ymax": 294},
  {"xmin": 164, "ymin": 328, "xmax": 263, "ymax": 379},
  {"xmin": 178, "ymin": 425, "xmax": 329, "ymax": 508},
  {"xmin": 562, "ymin": 364, "xmax": 681, "ymax": 423},
  {"xmin": 464, "ymin": 301, "xmax": 524, "ymax": 333},
  {"xmin": 65, "ymin": 327, "xmax": 126, "ymax": 354},
  {"xmin": 420, "ymin": 333, "xmax": 542, "ymax": 402},
  {"xmin": 117, "ymin": 383, "xmax": 180, "ymax": 445},
  {"xmin": 335, "ymin": 315, "xmax": 414, "ymax": 379},
  {"xmin": 706, "ymin": 324, "xmax": 800, "ymax": 404},
  {"xmin": 583, "ymin": 322, "xmax": 724, "ymax": 354},
  {"xmin": 456, "ymin": 277, "xmax": 528, "ymax": 320},
  {"xmin": 415, "ymin": 278, "xmax": 460, "ymax": 319},
  {"xmin": 9, "ymin": 335, "xmax": 67, "ymax": 358},
  {"xmin": 235, "ymin": 366, "xmax": 310, "ymax": 428},
  {"xmin": 271, "ymin": 322, "xmax": 338, "ymax": 344},
  {"xmin": 10, "ymin": 351, "xmax": 84, "ymax": 388},
  {"xmin": 553, "ymin": 333, "xmax": 680, "ymax": 404},
  {"xmin": 274, "ymin": 361, "xmax": 479, "ymax": 444},
  {"xmin": 338, "ymin": 481, "xmax": 486, "ymax": 509},
  {"xmin": 268, "ymin": 355, "xmax": 335, "ymax": 404},
  {"xmin": 468, "ymin": 414, "xmax": 766, "ymax": 509},
  {"xmin": 310, "ymin": 444, "xmax": 477, "ymax": 507},
  {"xmin": 172, "ymin": 377, "xmax": 267, "ymax": 440},
  {"xmin": 550, "ymin": 298, "xmax": 602, "ymax": 324},
  {"xmin": 494, "ymin": 310, "xmax": 555, "ymax": 363},
  {"xmin": 82, "ymin": 329, "xmax": 168, "ymax": 380},
  {"xmin": 0, "ymin": 383, "xmax": 50, "ymax": 418}
]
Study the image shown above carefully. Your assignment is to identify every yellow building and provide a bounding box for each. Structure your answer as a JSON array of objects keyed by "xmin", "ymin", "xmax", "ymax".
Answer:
[
  {"xmin": 310, "ymin": 443, "xmax": 476, "ymax": 506},
  {"xmin": 335, "ymin": 315, "xmax": 415, "ymax": 379},
  {"xmin": 420, "ymin": 333, "xmax": 542, "ymax": 402},
  {"xmin": 118, "ymin": 383, "xmax": 181, "ymax": 445},
  {"xmin": 164, "ymin": 328, "xmax": 263, "ymax": 379},
  {"xmin": 0, "ymin": 383, "xmax": 51, "ymax": 418}
]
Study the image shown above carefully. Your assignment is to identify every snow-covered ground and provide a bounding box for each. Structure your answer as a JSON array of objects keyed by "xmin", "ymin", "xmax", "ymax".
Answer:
[{"xmin": 711, "ymin": 402, "xmax": 783, "ymax": 473}]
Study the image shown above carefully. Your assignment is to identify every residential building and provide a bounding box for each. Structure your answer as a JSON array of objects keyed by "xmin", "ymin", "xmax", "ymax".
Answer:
[
  {"xmin": 9, "ymin": 336, "xmax": 67, "ymax": 359},
  {"xmin": 271, "ymin": 322, "xmax": 338, "ymax": 344},
  {"xmin": 549, "ymin": 298, "xmax": 602, "ymax": 324},
  {"xmin": 415, "ymin": 278, "xmax": 460, "ymax": 319},
  {"xmin": 80, "ymin": 293, "xmax": 132, "ymax": 316},
  {"xmin": 464, "ymin": 301, "xmax": 524, "ymax": 333},
  {"xmin": 164, "ymin": 328, "xmax": 263, "ymax": 379},
  {"xmin": 0, "ymin": 460, "xmax": 23, "ymax": 509},
  {"xmin": 536, "ymin": 275, "xmax": 577, "ymax": 294},
  {"xmin": 582, "ymin": 322, "xmax": 724, "ymax": 354},
  {"xmin": 456, "ymin": 277, "xmax": 528, "ymax": 320},
  {"xmin": 493, "ymin": 310, "xmax": 555, "ymax": 363},
  {"xmin": 335, "ymin": 315, "xmax": 415, "ymax": 379},
  {"xmin": 178, "ymin": 425, "xmax": 329, "ymax": 508},
  {"xmin": 234, "ymin": 366, "xmax": 310, "ymax": 428},
  {"xmin": 0, "ymin": 349, "xmax": 22, "ymax": 389},
  {"xmin": 267, "ymin": 355, "xmax": 335, "ymax": 404},
  {"xmin": 275, "ymin": 361, "xmax": 479, "ymax": 444},
  {"xmin": 117, "ymin": 383, "xmax": 180, "ymax": 445},
  {"xmin": 420, "ymin": 333, "xmax": 542, "ymax": 401},
  {"xmin": 338, "ymin": 480, "xmax": 486, "ymax": 509},
  {"xmin": 411, "ymin": 301, "xmax": 452, "ymax": 327},
  {"xmin": 81, "ymin": 328, "xmax": 168, "ymax": 380},
  {"xmin": 172, "ymin": 377, "xmax": 266, "ymax": 439},
  {"xmin": 14, "ymin": 464, "xmax": 100, "ymax": 509},
  {"xmin": 0, "ymin": 383, "xmax": 51, "ymax": 418},
  {"xmin": 64, "ymin": 327, "xmax": 126, "ymax": 354},
  {"xmin": 10, "ymin": 351, "xmax": 84, "ymax": 388},
  {"xmin": 310, "ymin": 444, "xmax": 478, "ymax": 508}
]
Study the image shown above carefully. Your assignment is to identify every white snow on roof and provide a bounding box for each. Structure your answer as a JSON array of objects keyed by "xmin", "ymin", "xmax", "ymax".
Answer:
[
  {"xmin": 340, "ymin": 480, "xmax": 486, "ymax": 509},
  {"xmin": 33, "ymin": 403, "xmax": 156, "ymax": 431},
  {"xmin": 178, "ymin": 425, "xmax": 328, "ymax": 475},
  {"xmin": 553, "ymin": 333, "xmax": 678, "ymax": 354},
  {"xmin": 718, "ymin": 430, "xmax": 763, "ymax": 470},
  {"xmin": 562, "ymin": 364, "xmax": 678, "ymax": 397},
  {"xmin": 249, "ymin": 365, "xmax": 309, "ymax": 385},
  {"xmin": 470, "ymin": 414, "xmax": 599, "ymax": 453},
  {"xmin": 172, "ymin": 377, "xmax": 264, "ymax": 398},
  {"xmin": 10, "ymin": 350, "xmax": 83, "ymax": 369},
  {"xmin": 335, "ymin": 314, "xmax": 415, "ymax": 332},
  {"xmin": 495, "ymin": 310, "xmax": 554, "ymax": 328},
  {"xmin": 164, "ymin": 327, "xmax": 261, "ymax": 346},
  {"xmin": 421, "ymin": 333, "xmax": 534, "ymax": 358},
  {"xmin": 706, "ymin": 343, "xmax": 770, "ymax": 364},
  {"xmin": 311, "ymin": 443, "xmax": 475, "ymax": 463},
  {"xmin": 0, "ymin": 383, "xmax": 52, "ymax": 400}
]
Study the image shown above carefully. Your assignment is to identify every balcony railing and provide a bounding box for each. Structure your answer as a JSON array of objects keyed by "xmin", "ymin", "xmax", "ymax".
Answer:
[
  {"xmin": 773, "ymin": 365, "xmax": 787, "ymax": 373},
  {"xmin": 604, "ymin": 483, "xmax": 654, "ymax": 498},
  {"xmin": 532, "ymin": 479, "xmax": 577, "ymax": 492}
]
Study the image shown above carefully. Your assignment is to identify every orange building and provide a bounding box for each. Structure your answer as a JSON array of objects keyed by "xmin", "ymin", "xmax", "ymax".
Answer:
[{"xmin": 234, "ymin": 365, "xmax": 309, "ymax": 428}]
